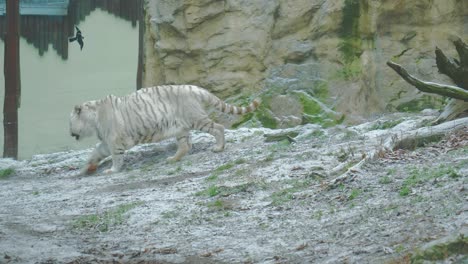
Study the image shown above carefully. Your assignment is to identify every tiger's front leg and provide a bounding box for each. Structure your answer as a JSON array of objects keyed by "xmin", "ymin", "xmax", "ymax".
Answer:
[
  {"xmin": 78, "ymin": 142, "xmax": 110, "ymax": 175},
  {"xmin": 103, "ymin": 153, "xmax": 124, "ymax": 174},
  {"xmin": 103, "ymin": 143, "xmax": 126, "ymax": 174}
]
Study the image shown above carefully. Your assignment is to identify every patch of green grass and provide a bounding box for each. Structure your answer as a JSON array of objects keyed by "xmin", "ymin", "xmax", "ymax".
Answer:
[
  {"xmin": 207, "ymin": 199, "xmax": 224, "ymax": 209},
  {"xmin": 348, "ymin": 188, "xmax": 360, "ymax": 200},
  {"xmin": 369, "ymin": 119, "xmax": 402, "ymax": 130},
  {"xmin": 399, "ymin": 186, "xmax": 411, "ymax": 196},
  {"xmin": 395, "ymin": 244, "xmax": 406, "ymax": 253},
  {"xmin": 161, "ymin": 210, "xmax": 179, "ymax": 219},
  {"xmin": 379, "ymin": 176, "xmax": 392, "ymax": 184},
  {"xmin": 270, "ymin": 179, "xmax": 312, "ymax": 206},
  {"xmin": 206, "ymin": 185, "xmax": 220, "ymax": 197},
  {"xmin": 447, "ymin": 168, "xmax": 461, "ymax": 179},
  {"xmin": 314, "ymin": 210, "xmax": 323, "ymax": 221},
  {"xmin": 268, "ymin": 139, "xmax": 292, "ymax": 153},
  {"xmin": 259, "ymin": 222, "xmax": 269, "ymax": 230},
  {"xmin": 306, "ymin": 130, "xmax": 326, "ymax": 139},
  {"xmin": 196, "ymin": 185, "xmax": 220, "ymax": 197},
  {"xmin": 234, "ymin": 168, "xmax": 250, "ymax": 177},
  {"xmin": 0, "ymin": 168, "xmax": 14, "ymax": 179},
  {"xmin": 167, "ymin": 165, "xmax": 182, "ymax": 175},
  {"xmin": 73, "ymin": 202, "xmax": 142, "ymax": 232},
  {"xmin": 234, "ymin": 158, "xmax": 246, "ymax": 165},
  {"xmin": 337, "ymin": 148, "xmax": 350, "ymax": 162},
  {"xmin": 262, "ymin": 153, "xmax": 275, "ymax": 162},
  {"xmin": 380, "ymin": 169, "xmax": 395, "ymax": 184},
  {"xmin": 271, "ymin": 189, "xmax": 295, "ymax": 206},
  {"xmin": 212, "ymin": 200, "xmax": 224, "ymax": 208},
  {"xmin": 221, "ymin": 184, "xmax": 251, "ymax": 196},
  {"xmin": 385, "ymin": 204, "xmax": 399, "ymax": 212},
  {"xmin": 399, "ymin": 165, "xmax": 459, "ymax": 196},
  {"xmin": 338, "ymin": 183, "xmax": 345, "ymax": 190},
  {"xmin": 197, "ymin": 183, "xmax": 251, "ymax": 198},
  {"xmin": 215, "ymin": 163, "xmax": 235, "ymax": 173},
  {"xmin": 342, "ymin": 129, "xmax": 358, "ymax": 140},
  {"xmin": 206, "ymin": 173, "xmax": 219, "ymax": 182},
  {"xmin": 205, "ymin": 162, "xmax": 238, "ymax": 181},
  {"xmin": 411, "ymin": 195, "xmax": 425, "ymax": 204},
  {"xmin": 140, "ymin": 164, "xmax": 154, "ymax": 172}
]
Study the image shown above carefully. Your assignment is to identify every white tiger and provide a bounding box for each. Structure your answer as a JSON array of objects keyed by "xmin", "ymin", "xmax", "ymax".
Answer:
[{"xmin": 69, "ymin": 85, "xmax": 260, "ymax": 175}]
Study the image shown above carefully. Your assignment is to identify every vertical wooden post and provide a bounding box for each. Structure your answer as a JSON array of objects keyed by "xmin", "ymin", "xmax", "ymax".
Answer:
[
  {"xmin": 136, "ymin": 0, "xmax": 144, "ymax": 90},
  {"xmin": 3, "ymin": 0, "xmax": 21, "ymax": 159}
]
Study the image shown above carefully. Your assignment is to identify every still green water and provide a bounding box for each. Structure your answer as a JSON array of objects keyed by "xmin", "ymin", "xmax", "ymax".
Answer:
[{"xmin": 0, "ymin": 9, "xmax": 138, "ymax": 159}]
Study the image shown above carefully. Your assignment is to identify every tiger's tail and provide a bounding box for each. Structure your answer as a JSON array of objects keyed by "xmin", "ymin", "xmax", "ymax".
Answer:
[
  {"xmin": 215, "ymin": 98, "xmax": 261, "ymax": 115},
  {"xmin": 211, "ymin": 95, "xmax": 261, "ymax": 115},
  {"xmin": 193, "ymin": 86, "xmax": 260, "ymax": 115}
]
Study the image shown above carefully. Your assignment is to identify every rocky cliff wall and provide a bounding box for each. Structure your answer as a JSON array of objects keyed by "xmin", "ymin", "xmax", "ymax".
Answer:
[{"xmin": 142, "ymin": 0, "xmax": 468, "ymax": 126}]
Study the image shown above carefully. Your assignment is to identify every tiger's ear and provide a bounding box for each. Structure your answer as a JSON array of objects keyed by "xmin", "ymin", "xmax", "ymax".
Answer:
[{"xmin": 74, "ymin": 105, "xmax": 82, "ymax": 115}]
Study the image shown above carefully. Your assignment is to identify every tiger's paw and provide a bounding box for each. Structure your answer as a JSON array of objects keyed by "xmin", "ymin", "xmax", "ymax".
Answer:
[
  {"xmin": 103, "ymin": 168, "xmax": 115, "ymax": 174},
  {"xmin": 211, "ymin": 146, "xmax": 224, "ymax": 152},
  {"xmin": 86, "ymin": 164, "xmax": 98, "ymax": 173},
  {"xmin": 166, "ymin": 156, "xmax": 180, "ymax": 163}
]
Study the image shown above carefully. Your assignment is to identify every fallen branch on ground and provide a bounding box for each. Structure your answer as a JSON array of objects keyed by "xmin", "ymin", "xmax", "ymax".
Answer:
[{"xmin": 326, "ymin": 117, "xmax": 468, "ymax": 188}]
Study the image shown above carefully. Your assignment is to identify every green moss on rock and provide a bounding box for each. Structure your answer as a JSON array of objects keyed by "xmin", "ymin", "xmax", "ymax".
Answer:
[
  {"xmin": 411, "ymin": 235, "xmax": 468, "ymax": 263},
  {"xmin": 334, "ymin": 59, "xmax": 362, "ymax": 81},
  {"xmin": 298, "ymin": 93, "xmax": 322, "ymax": 116},
  {"xmin": 396, "ymin": 95, "xmax": 445, "ymax": 113},
  {"xmin": 231, "ymin": 64, "xmax": 338, "ymax": 129},
  {"xmin": 339, "ymin": 0, "xmax": 362, "ymax": 63},
  {"xmin": 231, "ymin": 112, "xmax": 254, "ymax": 129},
  {"xmin": 257, "ymin": 108, "xmax": 278, "ymax": 129},
  {"xmin": 297, "ymin": 92, "xmax": 341, "ymax": 127},
  {"xmin": 312, "ymin": 81, "xmax": 329, "ymax": 101}
]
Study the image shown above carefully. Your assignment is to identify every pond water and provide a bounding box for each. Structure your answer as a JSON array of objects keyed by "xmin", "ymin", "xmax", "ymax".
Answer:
[{"xmin": 0, "ymin": 8, "xmax": 139, "ymax": 159}]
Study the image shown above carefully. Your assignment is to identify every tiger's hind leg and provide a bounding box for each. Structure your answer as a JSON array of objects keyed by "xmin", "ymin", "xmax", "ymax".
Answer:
[
  {"xmin": 167, "ymin": 131, "xmax": 192, "ymax": 162},
  {"xmin": 194, "ymin": 118, "xmax": 225, "ymax": 152}
]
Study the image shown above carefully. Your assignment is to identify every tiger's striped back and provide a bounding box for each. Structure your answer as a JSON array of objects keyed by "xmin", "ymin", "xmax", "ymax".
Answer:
[{"xmin": 136, "ymin": 85, "xmax": 260, "ymax": 115}]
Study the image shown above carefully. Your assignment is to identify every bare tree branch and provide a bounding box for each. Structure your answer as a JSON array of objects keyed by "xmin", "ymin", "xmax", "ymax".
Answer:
[
  {"xmin": 453, "ymin": 37, "xmax": 468, "ymax": 67},
  {"xmin": 387, "ymin": 61, "xmax": 468, "ymax": 101}
]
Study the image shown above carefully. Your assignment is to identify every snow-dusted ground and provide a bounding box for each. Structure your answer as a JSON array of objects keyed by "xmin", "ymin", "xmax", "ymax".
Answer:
[{"xmin": 0, "ymin": 113, "xmax": 467, "ymax": 263}]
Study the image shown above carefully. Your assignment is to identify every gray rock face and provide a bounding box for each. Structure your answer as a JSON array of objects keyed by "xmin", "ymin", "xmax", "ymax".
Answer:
[{"xmin": 143, "ymin": 0, "xmax": 468, "ymax": 125}]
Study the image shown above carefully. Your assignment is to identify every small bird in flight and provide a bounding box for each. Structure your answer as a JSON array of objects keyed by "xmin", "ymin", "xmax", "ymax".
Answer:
[{"xmin": 69, "ymin": 26, "xmax": 84, "ymax": 50}]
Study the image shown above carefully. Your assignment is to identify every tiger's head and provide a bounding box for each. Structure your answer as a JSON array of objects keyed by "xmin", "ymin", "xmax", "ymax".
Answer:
[{"xmin": 69, "ymin": 101, "xmax": 98, "ymax": 141}]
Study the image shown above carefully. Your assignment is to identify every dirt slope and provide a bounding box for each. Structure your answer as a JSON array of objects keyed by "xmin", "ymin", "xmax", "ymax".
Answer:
[{"xmin": 0, "ymin": 113, "xmax": 467, "ymax": 263}]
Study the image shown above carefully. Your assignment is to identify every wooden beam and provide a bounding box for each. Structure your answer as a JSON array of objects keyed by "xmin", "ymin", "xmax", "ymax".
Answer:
[
  {"xmin": 136, "ymin": 0, "xmax": 144, "ymax": 90},
  {"xmin": 3, "ymin": 0, "xmax": 21, "ymax": 159}
]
